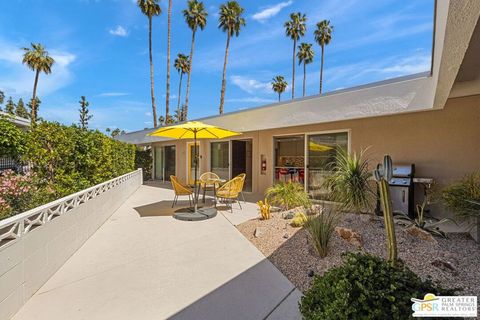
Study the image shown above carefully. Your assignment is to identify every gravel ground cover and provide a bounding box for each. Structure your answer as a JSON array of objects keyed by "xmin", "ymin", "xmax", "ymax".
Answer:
[{"xmin": 237, "ymin": 211, "xmax": 480, "ymax": 296}]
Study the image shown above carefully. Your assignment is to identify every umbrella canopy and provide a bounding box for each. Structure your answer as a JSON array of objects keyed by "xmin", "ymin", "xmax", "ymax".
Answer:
[
  {"xmin": 308, "ymin": 141, "xmax": 333, "ymax": 152},
  {"xmin": 149, "ymin": 121, "xmax": 241, "ymax": 140}
]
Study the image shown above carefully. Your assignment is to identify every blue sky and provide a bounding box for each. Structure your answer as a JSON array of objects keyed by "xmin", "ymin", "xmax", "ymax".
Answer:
[{"xmin": 0, "ymin": 0, "xmax": 434, "ymax": 132}]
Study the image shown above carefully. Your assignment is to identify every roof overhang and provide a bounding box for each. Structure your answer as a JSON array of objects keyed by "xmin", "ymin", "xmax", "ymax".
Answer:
[{"xmin": 0, "ymin": 112, "xmax": 30, "ymax": 128}]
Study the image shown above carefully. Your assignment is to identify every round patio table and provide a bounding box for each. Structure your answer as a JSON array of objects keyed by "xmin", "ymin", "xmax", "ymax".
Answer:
[{"xmin": 198, "ymin": 178, "xmax": 226, "ymax": 205}]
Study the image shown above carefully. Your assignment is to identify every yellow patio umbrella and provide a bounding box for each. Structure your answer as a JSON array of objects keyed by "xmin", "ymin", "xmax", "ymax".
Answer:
[
  {"xmin": 308, "ymin": 141, "xmax": 333, "ymax": 152},
  {"xmin": 149, "ymin": 121, "xmax": 241, "ymax": 217}
]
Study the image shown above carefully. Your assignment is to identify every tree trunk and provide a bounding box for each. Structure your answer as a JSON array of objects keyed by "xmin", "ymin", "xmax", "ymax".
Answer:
[
  {"xmin": 149, "ymin": 16, "xmax": 158, "ymax": 127},
  {"xmin": 292, "ymin": 39, "xmax": 296, "ymax": 99},
  {"xmin": 177, "ymin": 72, "xmax": 183, "ymax": 120},
  {"xmin": 278, "ymin": 92, "xmax": 281, "ymax": 102},
  {"xmin": 165, "ymin": 0, "xmax": 172, "ymax": 121},
  {"xmin": 219, "ymin": 34, "xmax": 230, "ymax": 115},
  {"xmin": 31, "ymin": 69, "xmax": 40, "ymax": 123},
  {"xmin": 303, "ymin": 62, "xmax": 306, "ymax": 97},
  {"xmin": 184, "ymin": 29, "xmax": 196, "ymax": 121},
  {"xmin": 320, "ymin": 44, "xmax": 325, "ymax": 94}
]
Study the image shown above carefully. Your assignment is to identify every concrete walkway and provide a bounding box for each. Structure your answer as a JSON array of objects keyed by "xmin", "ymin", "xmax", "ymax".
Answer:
[{"xmin": 13, "ymin": 185, "xmax": 302, "ymax": 320}]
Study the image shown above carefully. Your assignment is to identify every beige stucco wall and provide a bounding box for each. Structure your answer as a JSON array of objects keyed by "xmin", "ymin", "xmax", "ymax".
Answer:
[{"xmin": 152, "ymin": 95, "xmax": 479, "ymax": 219}]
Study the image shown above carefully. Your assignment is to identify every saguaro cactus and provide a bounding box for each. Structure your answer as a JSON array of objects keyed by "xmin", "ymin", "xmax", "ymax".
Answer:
[{"xmin": 374, "ymin": 155, "xmax": 398, "ymax": 266}]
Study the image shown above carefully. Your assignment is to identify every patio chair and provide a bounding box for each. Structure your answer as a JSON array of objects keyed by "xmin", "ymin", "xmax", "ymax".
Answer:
[
  {"xmin": 170, "ymin": 175, "xmax": 194, "ymax": 208},
  {"xmin": 234, "ymin": 173, "xmax": 247, "ymax": 203},
  {"xmin": 215, "ymin": 176, "xmax": 243, "ymax": 212},
  {"xmin": 199, "ymin": 172, "xmax": 220, "ymax": 203}
]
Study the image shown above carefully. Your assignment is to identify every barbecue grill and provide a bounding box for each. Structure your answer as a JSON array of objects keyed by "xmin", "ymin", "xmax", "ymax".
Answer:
[{"xmin": 389, "ymin": 164, "xmax": 415, "ymax": 217}]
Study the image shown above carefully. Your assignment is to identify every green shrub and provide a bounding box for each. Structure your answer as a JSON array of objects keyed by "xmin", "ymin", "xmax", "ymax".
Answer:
[
  {"xmin": 25, "ymin": 121, "xmax": 135, "ymax": 199},
  {"xmin": 135, "ymin": 147, "xmax": 152, "ymax": 180},
  {"xmin": 442, "ymin": 171, "xmax": 480, "ymax": 226},
  {"xmin": 0, "ymin": 116, "xmax": 27, "ymax": 161},
  {"xmin": 299, "ymin": 253, "xmax": 457, "ymax": 320},
  {"xmin": 265, "ymin": 181, "xmax": 311, "ymax": 210},
  {"xmin": 323, "ymin": 148, "xmax": 375, "ymax": 214},
  {"xmin": 304, "ymin": 207, "xmax": 339, "ymax": 257}
]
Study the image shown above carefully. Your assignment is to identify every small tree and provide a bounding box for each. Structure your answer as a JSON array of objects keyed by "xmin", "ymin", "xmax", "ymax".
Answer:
[
  {"xmin": 111, "ymin": 128, "xmax": 121, "ymax": 138},
  {"xmin": 0, "ymin": 90, "xmax": 4, "ymax": 105},
  {"xmin": 4, "ymin": 97, "xmax": 16, "ymax": 115},
  {"xmin": 15, "ymin": 98, "xmax": 29, "ymax": 119},
  {"xmin": 78, "ymin": 96, "xmax": 93, "ymax": 129}
]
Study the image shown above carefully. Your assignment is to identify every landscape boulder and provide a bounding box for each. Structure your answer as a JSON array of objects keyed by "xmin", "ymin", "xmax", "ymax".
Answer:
[
  {"xmin": 405, "ymin": 225, "xmax": 437, "ymax": 244},
  {"xmin": 335, "ymin": 227, "xmax": 363, "ymax": 248}
]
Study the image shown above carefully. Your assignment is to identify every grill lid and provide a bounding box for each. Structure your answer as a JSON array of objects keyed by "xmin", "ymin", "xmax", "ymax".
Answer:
[{"xmin": 392, "ymin": 165, "xmax": 414, "ymax": 178}]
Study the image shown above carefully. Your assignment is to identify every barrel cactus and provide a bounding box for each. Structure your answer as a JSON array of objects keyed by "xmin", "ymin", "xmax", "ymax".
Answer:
[{"xmin": 374, "ymin": 155, "xmax": 398, "ymax": 266}]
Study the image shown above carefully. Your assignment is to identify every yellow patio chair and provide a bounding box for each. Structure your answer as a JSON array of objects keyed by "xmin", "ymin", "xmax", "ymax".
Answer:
[
  {"xmin": 235, "ymin": 173, "xmax": 247, "ymax": 203},
  {"xmin": 215, "ymin": 176, "xmax": 243, "ymax": 212},
  {"xmin": 199, "ymin": 172, "xmax": 220, "ymax": 203},
  {"xmin": 170, "ymin": 175, "xmax": 194, "ymax": 208}
]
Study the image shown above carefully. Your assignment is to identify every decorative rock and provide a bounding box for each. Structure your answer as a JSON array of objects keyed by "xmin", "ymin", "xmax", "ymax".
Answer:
[
  {"xmin": 283, "ymin": 210, "xmax": 295, "ymax": 219},
  {"xmin": 254, "ymin": 227, "xmax": 265, "ymax": 238},
  {"xmin": 431, "ymin": 258, "xmax": 458, "ymax": 275},
  {"xmin": 307, "ymin": 270, "xmax": 315, "ymax": 278},
  {"xmin": 283, "ymin": 233, "xmax": 289, "ymax": 239},
  {"xmin": 335, "ymin": 227, "xmax": 363, "ymax": 247},
  {"xmin": 405, "ymin": 226, "xmax": 437, "ymax": 244}
]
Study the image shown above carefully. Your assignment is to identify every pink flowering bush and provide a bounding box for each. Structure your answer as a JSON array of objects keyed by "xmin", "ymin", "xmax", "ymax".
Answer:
[{"xmin": 0, "ymin": 170, "xmax": 36, "ymax": 219}]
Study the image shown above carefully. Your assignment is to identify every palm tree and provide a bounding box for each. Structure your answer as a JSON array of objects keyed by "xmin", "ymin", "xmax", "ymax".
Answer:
[
  {"xmin": 284, "ymin": 12, "xmax": 306, "ymax": 100},
  {"xmin": 314, "ymin": 20, "xmax": 333, "ymax": 94},
  {"xmin": 22, "ymin": 43, "xmax": 54, "ymax": 123},
  {"xmin": 165, "ymin": 0, "xmax": 173, "ymax": 122},
  {"xmin": 218, "ymin": 1, "xmax": 246, "ymax": 115},
  {"xmin": 137, "ymin": 0, "xmax": 161, "ymax": 127},
  {"xmin": 174, "ymin": 53, "xmax": 190, "ymax": 121},
  {"xmin": 183, "ymin": 0, "xmax": 208, "ymax": 120},
  {"xmin": 297, "ymin": 43, "xmax": 314, "ymax": 97},
  {"xmin": 272, "ymin": 76, "xmax": 288, "ymax": 102}
]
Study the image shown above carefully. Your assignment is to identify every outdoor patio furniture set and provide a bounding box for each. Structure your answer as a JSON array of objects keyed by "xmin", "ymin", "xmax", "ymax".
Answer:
[{"xmin": 170, "ymin": 172, "xmax": 246, "ymax": 213}]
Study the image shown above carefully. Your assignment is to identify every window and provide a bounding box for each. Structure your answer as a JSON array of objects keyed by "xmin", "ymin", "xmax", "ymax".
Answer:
[{"xmin": 274, "ymin": 135, "xmax": 305, "ymax": 184}]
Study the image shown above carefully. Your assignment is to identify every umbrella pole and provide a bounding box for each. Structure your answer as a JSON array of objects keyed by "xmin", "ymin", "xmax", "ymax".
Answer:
[{"xmin": 194, "ymin": 130, "xmax": 198, "ymax": 212}]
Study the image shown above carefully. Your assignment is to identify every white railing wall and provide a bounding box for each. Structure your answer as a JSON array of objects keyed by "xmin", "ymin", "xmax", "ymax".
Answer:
[{"xmin": 0, "ymin": 169, "xmax": 142, "ymax": 320}]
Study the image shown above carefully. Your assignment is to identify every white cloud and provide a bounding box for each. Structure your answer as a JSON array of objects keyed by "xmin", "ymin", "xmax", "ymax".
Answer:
[
  {"xmin": 230, "ymin": 75, "xmax": 271, "ymax": 94},
  {"xmin": 0, "ymin": 39, "xmax": 76, "ymax": 98},
  {"xmin": 252, "ymin": 1, "xmax": 293, "ymax": 22},
  {"xmin": 109, "ymin": 25, "xmax": 128, "ymax": 37},
  {"xmin": 97, "ymin": 92, "xmax": 130, "ymax": 97}
]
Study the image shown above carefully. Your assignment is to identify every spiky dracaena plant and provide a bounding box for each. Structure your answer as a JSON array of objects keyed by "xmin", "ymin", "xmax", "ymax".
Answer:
[
  {"xmin": 323, "ymin": 148, "xmax": 375, "ymax": 214},
  {"xmin": 374, "ymin": 155, "xmax": 398, "ymax": 266},
  {"xmin": 305, "ymin": 207, "xmax": 339, "ymax": 258}
]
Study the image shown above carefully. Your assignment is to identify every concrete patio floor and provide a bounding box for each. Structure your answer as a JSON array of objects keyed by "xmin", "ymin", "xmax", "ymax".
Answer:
[{"xmin": 12, "ymin": 184, "xmax": 302, "ymax": 320}]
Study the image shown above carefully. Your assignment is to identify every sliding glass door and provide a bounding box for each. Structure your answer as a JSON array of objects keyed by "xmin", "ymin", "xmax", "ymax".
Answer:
[
  {"xmin": 154, "ymin": 145, "xmax": 176, "ymax": 181},
  {"xmin": 210, "ymin": 142, "xmax": 229, "ymax": 180},
  {"xmin": 306, "ymin": 132, "xmax": 348, "ymax": 200}
]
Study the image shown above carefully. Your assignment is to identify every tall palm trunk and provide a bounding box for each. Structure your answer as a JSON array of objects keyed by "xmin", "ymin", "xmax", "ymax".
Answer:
[
  {"xmin": 177, "ymin": 72, "xmax": 183, "ymax": 119},
  {"xmin": 278, "ymin": 92, "xmax": 281, "ymax": 102},
  {"xmin": 302, "ymin": 62, "xmax": 306, "ymax": 97},
  {"xmin": 31, "ymin": 69, "xmax": 40, "ymax": 123},
  {"xmin": 148, "ymin": 16, "xmax": 158, "ymax": 127},
  {"xmin": 319, "ymin": 44, "xmax": 324, "ymax": 94},
  {"xmin": 291, "ymin": 39, "xmax": 296, "ymax": 99},
  {"xmin": 184, "ymin": 29, "xmax": 196, "ymax": 120},
  {"xmin": 165, "ymin": 0, "xmax": 172, "ymax": 121},
  {"xmin": 219, "ymin": 34, "xmax": 230, "ymax": 115}
]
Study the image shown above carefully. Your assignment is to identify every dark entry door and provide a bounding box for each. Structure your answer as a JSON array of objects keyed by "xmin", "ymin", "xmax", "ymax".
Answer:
[
  {"xmin": 231, "ymin": 140, "xmax": 252, "ymax": 192},
  {"xmin": 164, "ymin": 146, "xmax": 176, "ymax": 181}
]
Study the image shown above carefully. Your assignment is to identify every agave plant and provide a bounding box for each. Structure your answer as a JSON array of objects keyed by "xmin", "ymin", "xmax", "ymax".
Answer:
[
  {"xmin": 265, "ymin": 181, "xmax": 311, "ymax": 210},
  {"xmin": 395, "ymin": 184, "xmax": 456, "ymax": 238},
  {"xmin": 323, "ymin": 148, "xmax": 375, "ymax": 214}
]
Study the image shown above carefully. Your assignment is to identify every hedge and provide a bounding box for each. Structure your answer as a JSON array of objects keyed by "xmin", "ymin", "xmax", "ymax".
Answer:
[{"xmin": 0, "ymin": 118, "xmax": 136, "ymax": 219}]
